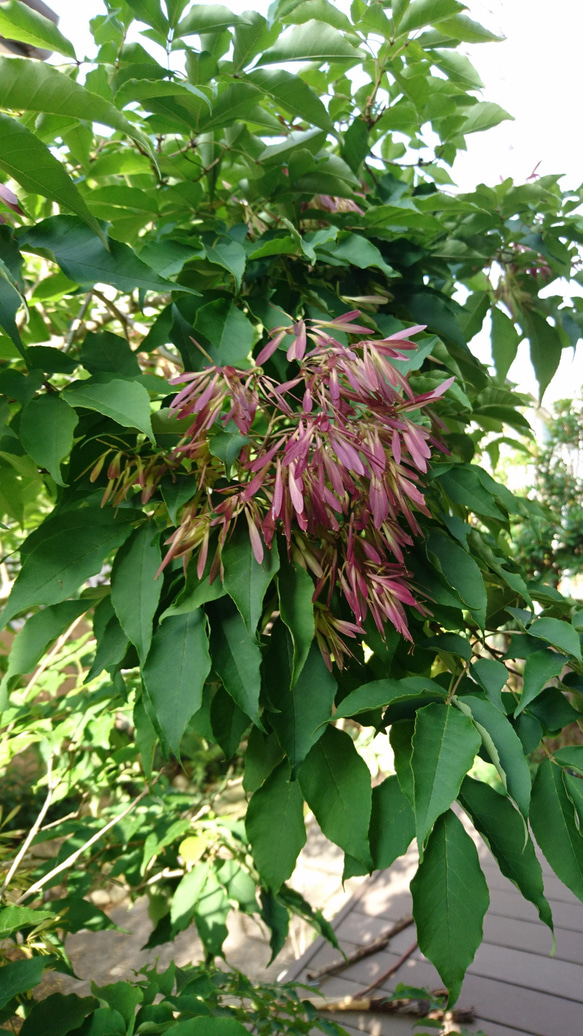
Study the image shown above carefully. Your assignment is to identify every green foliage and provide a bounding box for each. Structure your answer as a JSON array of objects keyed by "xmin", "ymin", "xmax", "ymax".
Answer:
[{"xmin": 0, "ymin": 0, "xmax": 582, "ymax": 1026}]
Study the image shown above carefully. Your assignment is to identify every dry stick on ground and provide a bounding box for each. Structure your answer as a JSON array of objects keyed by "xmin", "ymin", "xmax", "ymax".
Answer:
[
  {"xmin": 356, "ymin": 938, "xmax": 419, "ymax": 998},
  {"xmin": 0, "ymin": 755, "xmax": 59, "ymax": 898},
  {"xmin": 306, "ymin": 914, "xmax": 414, "ymax": 981}
]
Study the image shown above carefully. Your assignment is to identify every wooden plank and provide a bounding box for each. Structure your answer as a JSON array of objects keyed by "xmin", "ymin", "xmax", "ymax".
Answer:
[
  {"xmin": 482, "ymin": 912, "xmax": 582, "ymax": 965},
  {"xmin": 469, "ymin": 941, "xmax": 583, "ymax": 1002},
  {"xmin": 489, "ymin": 887, "xmax": 583, "ymax": 931}
]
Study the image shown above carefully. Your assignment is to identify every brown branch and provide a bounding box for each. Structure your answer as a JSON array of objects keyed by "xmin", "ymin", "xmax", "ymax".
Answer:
[
  {"xmin": 306, "ymin": 914, "xmax": 414, "ymax": 981},
  {"xmin": 356, "ymin": 938, "xmax": 418, "ymax": 998}
]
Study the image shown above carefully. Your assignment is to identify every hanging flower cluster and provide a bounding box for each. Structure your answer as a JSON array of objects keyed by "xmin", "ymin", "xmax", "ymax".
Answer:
[{"xmin": 97, "ymin": 312, "xmax": 452, "ymax": 667}]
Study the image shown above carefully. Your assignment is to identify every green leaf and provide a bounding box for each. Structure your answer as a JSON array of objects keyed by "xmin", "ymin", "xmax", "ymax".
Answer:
[
  {"xmin": 20, "ymin": 994, "xmax": 96, "ymax": 1036},
  {"xmin": 208, "ymin": 430, "xmax": 250, "ymax": 475},
  {"xmin": 176, "ymin": 4, "xmax": 247, "ymax": 35},
  {"xmin": 64, "ymin": 378, "xmax": 155, "ymax": 443},
  {"xmin": 86, "ymin": 606, "xmax": 128, "ymax": 682},
  {"xmin": 257, "ymin": 20, "xmax": 363, "ymax": 64},
  {"xmin": 370, "ymin": 774, "xmax": 415, "ymax": 870},
  {"xmin": 194, "ymin": 301, "xmax": 254, "ymax": 366},
  {"xmin": 0, "ymin": 600, "xmax": 88, "ymax": 705},
  {"xmin": 20, "ymin": 217, "xmax": 195, "ymax": 296},
  {"xmin": 92, "ymin": 983, "xmax": 143, "ymax": 1028},
  {"xmin": 299, "ymin": 725, "xmax": 372, "ymax": 867},
  {"xmin": 0, "ymin": 1, "xmax": 76, "ymax": 59},
  {"xmin": 426, "ymin": 530, "xmax": 487, "ymax": 617},
  {"xmin": 459, "ymin": 776, "xmax": 553, "ymax": 932},
  {"xmin": 246, "ymin": 68, "xmax": 333, "ymax": 131},
  {"xmin": 430, "ymin": 48, "xmax": 483, "ymax": 90},
  {"xmin": 222, "ymin": 526, "xmax": 279, "ymax": 635},
  {"xmin": 19, "ymin": 393, "xmax": 78, "ymax": 487},
  {"xmin": 170, "ymin": 863, "xmax": 209, "ymax": 934},
  {"xmin": 461, "ymin": 101, "xmax": 514, "ymax": 135},
  {"xmin": 203, "ymin": 239, "xmax": 246, "ymax": 291},
  {"xmin": 0, "ymin": 115, "xmax": 104, "ymax": 241},
  {"xmin": 519, "ymin": 308, "xmax": 564, "ymax": 403},
  {"xmin": 411, "ymin": 702, "xmax": 480, "ymax": 853},
  {"xmin": 491, "ymin": 306, "xmax": 520, "ymax": 381},
  {"xmin": 210, "ymin": 684, "xmax": 249, "ymax": 757},
  {"xmin": 111, "ymin": 523, "xmax": 162, "ymax": 663},
  {"xmin": 0, "ymin": 956, "xmax": 46, "ymax": 1010},
  {"xmin": 471, "ymin": 658, "xmax": 507, "ymax": 711},
  {"xmin": 434, "ymin": 12, "xmax": 503, "ymax": 42},
  {"xmin": 232, "ymin": 13, "xmax": 278, "ymax": 73},
  {"xmin": 531, "ymin": 759, "xmax": 583, "ymax": 903},
  {"xmin": 320, "ymin": 232, "xmax": 394, "ymax": 277},
  {"xmin": 515, "ymin": 649, "xmax": 566, "ymax": 717},
  {"xmin": 456, "ymin": 695, "xmax": 531, "ymax": 817},
  {"xmin": 411, "ymin": 810, "xmax": 489, "ymax": 1007},
  {"xmin": 334, "ymin": 675, "xmax": 446, "ymax": 720},
  {"xmin": 0, "ymin": 56, "xmax": 153, "ymax": 157},
  {"xmin": 0, "ymin": 508, "xmax": 137, "ymax": 629},
  {"xmin": 126, "ymin": 0, "xmax": 168, "ymax": 34},
  {"xmin": 80, "ymin": 332, "xmax": 141, "ymax": 378},
  {"xmin": 267, "ymin": 633, "xmax": 337, "ymax": 773},
  {"xmin": 528, "ymin": 616, "xmax": 582, "ymax": 661},
  {"xmin": 437, "ymin": 466, "xmax": 507, "ymax": 521},
  {"xmin": 142, "ymin": 611, "xmax": 212, "ymax": 756},
  {"xmin": 243, "ymin": 727, "xmax": 284, "ymax": 794},
  {"xmin": 0, "ymin": 906, "xmax": 55, "ymax": 939},
  {"xmin": 209, "ymin": 599, "xmax": 263, "ymax": 726},
  {"xmin": 246, "ymin": 760, "xmax": 306, "ymax": 891},
  {"xmin": 277, "ymin": 558, "xmax": 315, "ymax": 686},
  {"xmin": 165, "ymin": 1019, "xmax": 248, "ymax": 1036},
  {"xmin": 554, "ymin": 746, "xmax": 583, "ymax": 775},
  {"xmin": 0, "ymin": 259, "xmax": 25, "ymax": 353},
  {"xmin": 193, "ymin": 868, "xmax": 230, "ymax": 958},
  {"xmin": 397, "ymin": 0, "xmax": 465, "ymax": 33}
]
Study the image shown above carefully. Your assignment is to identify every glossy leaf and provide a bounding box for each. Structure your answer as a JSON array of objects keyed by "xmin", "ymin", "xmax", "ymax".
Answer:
[
  {"xmin": 528, "ymin": 616, "xmax": 581, "ymax": 661},
  {"xmin": 334, "ymin": 675, "xmax": 446, "ymax": 720},
  {"xmin": 411, "ymin": 810, "xmax": 489, "ymax": 1006},
  {"xmin": 64, "ymin": 379, "xmax": 155, "ymax": 443},
  {"xmin": 515, "ymin": 649, "xmax": 566, "ymax": 717},
  {"xmin": 246, "ymin": 760, "xmax": 306, "ymax": 890},
  {"xmin": 142, "ymin": 611, "xmax": 212, "ymax": 756},
  {"xmin": 222, "ymin": 526, "xmax": 279, "ymax": 634},
  {"xmin": 426, "ymin": 530, "xmax": 487, "ymax": 616},
  {"xmin": 277, "ymin": 558, "xmax": 315, "ymax": 686},
  {"xmin": 195, "ymin": 301, "xmax": 255, "ymax": 367},
  {"xmin": 531, "ymin": 759, "xmax": 583, "ymax": 903},
  {"xmin": 111, "ymin": 524, "xmax": 162, "ymax": 662},
  {"xmin": 0, "ymin": 2, "xmax": 76, "ymax": 59},
  {"xmin": 247, "ymin": 68, "xmax": 332, "ymax": 131},
  {"xmin": 459, "ymin": 776, "xmax": 553, "ymax": 932},
  {"xmin": 0, "ymin": 115, "xmax": 103, "ymax": 240},
  {"xmin": 471, "ymin": 658, "xmax": 507, "ymax": 711},
  {"xmin": 209, "ymin": 599, "xmax": 263, "ymax": 726},
  {"xmin": 411, "ymin": 702, "xmax": 480, "ymax": 852},
  {"xmin": 0, "ymin": 957, "xmax": 47, "ymax": 1010},
  {"xmin": 370, "ymin": 774, "xmax": 415, "ymax": 870},
  {"xmin": 299, "ymin": 725, "xmax": 372, "ymax": 867},
  {"xmin": 0, "ymin": 508, "xmax": 137, "ymax": 628},
  {"xmin": 267, "ymin": 634, "xmax": 336, "ymax": 772},
  {"xmin": 257, "ymin": 20, "xmax": 363, "ymax": 64},
  {"xmin": 0, "ymin": 57, "xmax": 153, "ymax": 155},
  {"xmin": 456, "ymin": 695, "xmax": 531, "ymax": 817},
  {"xmin": 19, "ymin": 393, "xmax": 78, "ymax": 487},
  {"xmin": 20, "ymin": 217, "xmax": 195, "ymax": 295}
]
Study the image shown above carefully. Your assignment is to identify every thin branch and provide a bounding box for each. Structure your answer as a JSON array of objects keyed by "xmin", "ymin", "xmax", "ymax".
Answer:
[
  {"xmin": 15, "ymin": 774, "xmax": 161, "ymax": 904},
  {"xmin": 64, "ymin": 291, "xmax": 93, "ymax": 351},
  {"xmin": 307, "ymin": 914, "xmax": 414, "ymax": 981},
  {"xmin": 355, "ymin": 939, "xmax": 419, "ymax": 998},
  {"xmin": 1, "ymin": 756, "xmax": 59, "ymax": 898},
  {"xmin": 25, "ymin": 614, "xmax": 87, "ymax": 697}
]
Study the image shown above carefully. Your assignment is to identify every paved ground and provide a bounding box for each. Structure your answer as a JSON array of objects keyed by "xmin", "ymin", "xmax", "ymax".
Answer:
[{"xmin": 284, "ymin": 839, "xmax": 583, "ymax": 1036}]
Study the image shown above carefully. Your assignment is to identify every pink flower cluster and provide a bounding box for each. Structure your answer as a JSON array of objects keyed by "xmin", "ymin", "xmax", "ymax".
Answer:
[{"xmin": 155, "ymin": 311, "xmax": 452, "ymax": 665}]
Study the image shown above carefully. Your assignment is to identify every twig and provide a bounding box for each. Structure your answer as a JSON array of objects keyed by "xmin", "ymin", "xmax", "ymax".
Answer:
[
  {"xmin": 355, "ymin": 939, "xmax": 418, "ymax": 998},
  {"xmin": 15, "ymin": 774, "xmax": 161, "ymax": 904},
  {"xmin": 64, "ymin": 291, "xmax": 93, "ymax": 351},
  {"xmin": 1, "ymin": 756, "xmax": 59, "ymax": 898},
  {"xmin": 306, "ymin": 914, "xmax": 414, "ymax": 981},
  {"xmin": 25, "ymin": 614, "xmax": 87, "ymax": 697}
]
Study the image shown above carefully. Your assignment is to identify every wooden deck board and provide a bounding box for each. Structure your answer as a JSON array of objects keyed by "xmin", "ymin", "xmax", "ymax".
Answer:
[{"xmin": 285, "ymin": 834, "xmax": 583, "ymax": 1036}]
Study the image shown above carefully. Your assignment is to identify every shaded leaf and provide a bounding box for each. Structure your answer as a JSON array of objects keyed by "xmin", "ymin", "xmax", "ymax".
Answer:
[
  {"xmin": 456, "ymin": 695, "xmax": 531, "ymax": 817},
  {"xmin": 460, "ymin": 776, "xmax": 553, "ymax": 931},
  {"xmin": 515, "ymin": 649, "xmax": 565, "ymax": 717},
  {"xmin": 19, "ymin": 393, "xmax": 78, "ymax": 487},
  {"xmin": 528, "ymin": 616, "xmax": 581, "ymax": 661},
  {"xmin": 267, "ymin": 632, "xmax": 336, "ymax": 772},
  {"xmin": 64, "ymin": 378, "xmax": 155, "ymax": 443},
  {"xmin": 209, "ymin": 599, "xmax": 263, "ymax": 726},
  {"xmin": 411, "ymin": 810, "xmax": 489, "ymax": 1006},
  {"xmin": 411, "ymin": 702, "xmax": 480, "ymax": 853},
  {"xmin": 0, "ymin": 1, "xmax": 76, "ymax": 60},
  {"xmin": 246, "ymin": 760, "xmax": 306, "ymax": 891},
  {"xmin": 370, "ymin": 774, "xmax": 415, "ymax": 870},
  {"xmin": 0, "ymin": 508, "xmax": 138, "ymax": 628},
  {"xmin": 299, "ymin": 725, "xmax": 372, "ymax": 866},
  {"xmin": 277, "ymin": 557, "xmax": 315, "ymax": 686},
  {"xmin": 531, "ymin": 759, "xmax": 583, "ymax": 903},
  {"xmin": 142, "ymin": 611, "xmax": 211, "ymax": 756},
  {"xmin": 222, "ymin": 526, "xmax": 279, "ymax": 634},
  {"xmin": 257, "ymin": 20, "xmax": 363, "ymax": 64},
  {"xmin": 111, "ymin": 523, "xmax": 162, "ymax": 662}
]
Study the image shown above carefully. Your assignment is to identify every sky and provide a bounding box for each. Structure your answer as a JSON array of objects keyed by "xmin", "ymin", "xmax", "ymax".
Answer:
[{"xmin": 46, "ymin": 0, "xmax": 583, "ymax": 409}]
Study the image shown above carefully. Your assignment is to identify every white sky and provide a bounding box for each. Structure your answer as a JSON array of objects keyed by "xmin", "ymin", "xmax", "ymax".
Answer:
[{"xmin": 47, "ymin": 0, "xmax": 583, "ymax": 407}]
